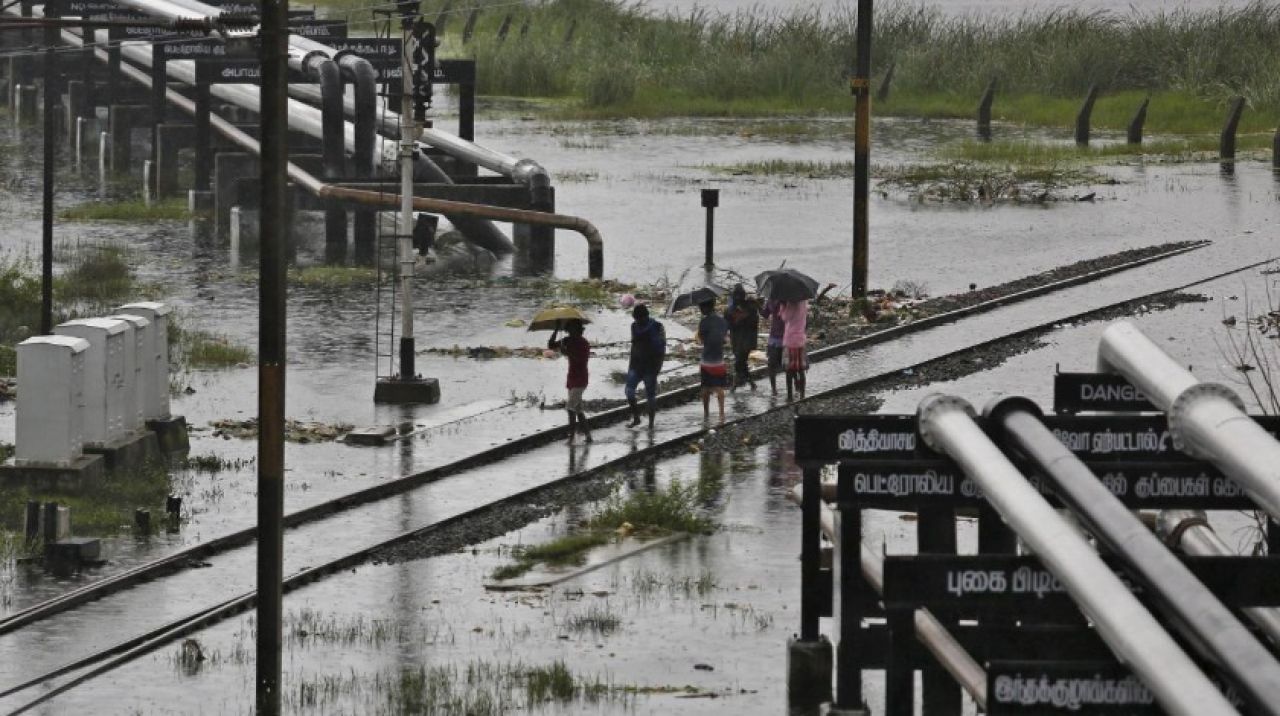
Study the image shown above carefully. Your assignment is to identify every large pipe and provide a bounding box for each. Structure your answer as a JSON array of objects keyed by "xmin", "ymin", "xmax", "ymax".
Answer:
[
  {"xmin": 1159, "ymin": 509, "xmax": 1280, "ymax": 648},
  {"xmin": 916, "ymin": 394, "xmax": 1239, "ymax": 716},
  {"xmin": 787, "ymin": 485, "xmax": 988, "ymax": 710},
  {"xmin": 1098, "ymin": 320, "xmax": 1280, "ymax": 523},
  {"xmin": 58, "ymin": 26, "xmax": 604, "ymax": 276},
  {"xmin": 303, "ymin": 54, "xmax": 346, "ymax": 258},
  {"xmin": 987, "ymin": 396, "xmax": 1280, "ymax": 715}
]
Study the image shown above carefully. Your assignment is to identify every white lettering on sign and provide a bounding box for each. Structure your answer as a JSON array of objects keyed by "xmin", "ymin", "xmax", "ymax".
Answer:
[
  {"xmin": 993, "ymin": 674, "xmax": 1155, "ymax": 710},
  {"xmin": 946, "ymin": 569, "xmax": 1009, "ymax": 597},
  {"xmin": 1010, "ymin": 566, "xmax": 1066, "ymax": 599},
  {"xmin": 853, "ymin": 470, "xmax": 953, "ymax": 497},
  {"xmin": 1079, "ymin": 383, "xmax": 1148, "ymax": 404},
  {"xmin": 837, "ymin": 429, "xmax": 915, "ymax": 454},
  {"xmin": 1050, "ymin": 428, "xmax": 1170, "ymax": 455},
  {"xmin": 220, "ymin": 66, "xmax": 259, "ymax": 80},
  {"xmin": 1133, "ymin": 473, "xmax": 1212, "ymax": 499}
]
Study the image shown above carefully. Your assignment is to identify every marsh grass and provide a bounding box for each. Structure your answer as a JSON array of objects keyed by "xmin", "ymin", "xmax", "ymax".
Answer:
[
  {"xmin": 0, "ymin": 461, "xmax": 171, "ymax": 536},
  {"xmin": 590, "ymin": 479, "xmax": 713, "ymax": 534},
  {"xmin": 877, "ymin": 162, "xmax": 1109, "ymax": 202},
  {"xmin": 169, "ymin": 321, "xmax": 254, "ymax": 369},
  {"xmin": 283, "ymin": 659, "xmax": 617, "ymax": 713},
  {"xmin": 947, "ymin": 136, "xmax": 1275, "ymax": 164},
  {"xmin": 290, "ymin": 265, "xmax": 378, "ymax": 289},
  {"xmin": 705, "ymin": 159, "xmax": 856, "ymax": 178},
  {"xmin": 565, "ymin": 604, "xmax": 622, "ymax": 635},
  {"xmin": 405, "ymin": 0, "xmax": 1280, "ymax": 129},
  {"xmin": 60, "ymin": 197, "xmax": 192, "ymax": 222},
  {"xmin": 0, "ymin": 346, "xmax": 13, "ymax": 376},
  {"xmin": 57, "ymin": 242, "xmax": 134, "ymax": 304},
  {"xmin": 490, "ymin": 531, "xmax": 608, "ymax": 580}
]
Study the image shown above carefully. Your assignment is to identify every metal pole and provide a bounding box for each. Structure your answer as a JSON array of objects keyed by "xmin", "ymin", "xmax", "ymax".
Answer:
[
  {"xmin": 988, "ymin": 396, "xmax": 1280, "ymax": 716},
  {"xmin": 193, "ymin": 76, "xmax": 210, "ymax": 190},
  {"xmin": 1098, "ymin": 320, "xmax": 1280, "ymax": 523},
  {"xmin": 39, "ymin": 13, "xmax": 56, "ymax": 335},
  {"xmin": 799, "ymin": 466, "xmax": 820, "ymax": 641},
  {"xmin": 398, "ymin": 19, "xmax": 416, "ymax": 380},
  {"xmin": 701, "ymin": 188, "xmax": 717, "ymax": 270},
  {"xmin": 916, "ymin": 394, "xmax": 1239, "ymax": 716},
  {"xmin": 256, "ymin": 0, "xmax": 287, "ymax": 705},
  {"xmin": 851, "ymin": 0, "xmax": 871, "ymax": 298}
]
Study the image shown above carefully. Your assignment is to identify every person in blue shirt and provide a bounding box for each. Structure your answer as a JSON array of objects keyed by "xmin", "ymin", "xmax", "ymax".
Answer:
[{"xmin": 697, "ymin": 299, "xmax": 730, "ymax": 423}]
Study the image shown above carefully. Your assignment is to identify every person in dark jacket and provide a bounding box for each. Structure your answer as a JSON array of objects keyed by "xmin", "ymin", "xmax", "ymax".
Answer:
[
  {"xmin": 625, "ymin": 304, "xmax": 666, "ymax": 429},
  {"xmin": 724, "ymin": 284, "xmax": 760, "ymax": 391}
]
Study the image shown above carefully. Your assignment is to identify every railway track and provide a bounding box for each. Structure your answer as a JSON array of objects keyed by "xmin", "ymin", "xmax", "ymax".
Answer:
[{"xmin": 2, "ymin": 242, "xmax": 1271, "ymax": 712}]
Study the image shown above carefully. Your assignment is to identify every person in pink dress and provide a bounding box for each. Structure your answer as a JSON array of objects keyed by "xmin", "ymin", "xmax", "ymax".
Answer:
[{"xmin": 777, "ymin": 299, "xmax": 809, "ymax": 400}]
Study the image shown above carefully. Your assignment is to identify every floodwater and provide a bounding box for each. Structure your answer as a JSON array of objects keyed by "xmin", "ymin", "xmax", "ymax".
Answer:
[{"xmin": 0, "ymin": 76, "xmax": 1278, "ymax": 712}]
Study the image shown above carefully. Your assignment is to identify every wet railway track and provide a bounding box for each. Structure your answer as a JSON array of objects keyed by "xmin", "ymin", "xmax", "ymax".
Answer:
[{"xmin": 3, "ymin": 241, "xmax": 1271, "ymax": 712}]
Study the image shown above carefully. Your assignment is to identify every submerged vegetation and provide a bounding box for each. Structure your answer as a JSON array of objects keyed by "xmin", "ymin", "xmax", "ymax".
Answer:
[
  {"xmin": 0, "ymin": 461, "xmax": 172, "ymax": 536},
  {"xmin": 60, "ymin": 197, "xmax": 192, "ymax": 222},
  {"xmin": 877, "ymin": 163, "xmax": 1111, "ymax": 202},
  {"xmin": 394, "ymin": 0, "xmax": 1280, "ymax": 131}
]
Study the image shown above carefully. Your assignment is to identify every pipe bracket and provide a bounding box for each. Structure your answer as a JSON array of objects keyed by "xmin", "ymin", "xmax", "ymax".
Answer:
[
  {"xmin": 1168, "ymin": 382, "xmax": 1244, "ymax": 459},
  {"xmin": 916, "ymin": 393, "xmax": 976, "ymax": 455}
]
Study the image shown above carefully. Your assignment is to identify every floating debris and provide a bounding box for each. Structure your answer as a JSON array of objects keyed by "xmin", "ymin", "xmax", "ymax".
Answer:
[{"xmin": 209, "ymin": 418, "xmax": 354, "ymax": 443}]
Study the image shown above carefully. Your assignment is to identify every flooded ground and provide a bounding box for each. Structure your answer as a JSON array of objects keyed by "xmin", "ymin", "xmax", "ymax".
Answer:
[{"xmin": 0, "ymin": 89, "xmax": 1278, "ymax": 712}]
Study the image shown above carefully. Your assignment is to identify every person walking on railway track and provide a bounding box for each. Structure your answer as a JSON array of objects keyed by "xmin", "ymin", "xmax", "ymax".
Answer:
[
  {"xmin": 778, "ymin": 299, "xmax": 809, "ymax": 400},
  {"xmin": 626, "ymin": 304, "xmax": 666, "ymax": 429},
  {"xmin": 760, "ymin": 299, "xmax": 786, "ymax": 395},
  {"xmin": 725, "ymin": 283, "xmax": 759, "ymax": 391},
  {"xmin": 697, "ymin": 298, "xmax": 730, "ymax": 422},
  {"xmin": 548, "ymin": 319, "xmax": 592, "ymax": 444}
]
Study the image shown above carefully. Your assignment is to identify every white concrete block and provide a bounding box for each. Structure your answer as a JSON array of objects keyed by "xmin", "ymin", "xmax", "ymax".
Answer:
[
  {"xmin": 117, "ymin": 301, "xmax": 171, "ymax": 420},
  {"xmin": 15, "ymin": 335, "xmax": 89, "ymax": 467},
  {"xmin": 107, "ymin": 313, "xmax": 151, "ymax": 435}
]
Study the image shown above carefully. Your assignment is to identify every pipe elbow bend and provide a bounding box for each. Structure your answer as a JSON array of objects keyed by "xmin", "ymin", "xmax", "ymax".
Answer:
[{"xmin": 512, "ymin": 158, "xmax": 550, "ymax": 189}]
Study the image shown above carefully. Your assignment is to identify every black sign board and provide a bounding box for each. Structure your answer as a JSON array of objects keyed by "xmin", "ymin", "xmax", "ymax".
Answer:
[
  {"xmin": 794, "ymin": 414, "xmax": 929, "ymax": 463},
  {"xmin": 324, "ymin": 37, "xmax": 402, "ymax": 66},
  {"xmin": 289, "ymin": 17, "xmax": 346, "ymax": 40},
  {"xmin": 161, "ymin": 37, "xmax": 236, "ymax": 60},
  {"xmin": 883, "ymin": 554, "xmax": 1280, "ymax": 612},
  {"xmin": 108, "ymin": 23, "xmax": 200, "ymax": 41},
  {"xmin": 435, "ymin": 58, "xmax": 475, "ymax": 85},
  {"xmin": 1054, "ymin": 372, "xmax": 1158, "ymax": 413},
  {"xmin": 986, "ymin": 661, "xmax": 1158, "ymax": 714},
  {"xmin": 50, "ymin": 0, "xmax": 120, "ymax": 15},
  {"xmin": 837, "ymin": 460, "xmax": 1252, "ymax": 510},
  {"xmin": 799, "ymin": 413, "xmax": 1280, "ymax": 464}
]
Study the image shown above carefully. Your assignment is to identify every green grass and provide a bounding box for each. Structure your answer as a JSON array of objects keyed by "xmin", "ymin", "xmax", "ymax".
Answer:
[
  {"xmin": 704, "ymin": 159, "xmax": 856, "ymax": 178},
  {"xmin": 947, "ymin": 135, "xmax": 1276, "ymax": 164},
  {"xmin": 590, "ymin": 479, "xmax": 713, "ymax": 534},
  {"xmin": 371, "ymin": 0, "xmax": 1280, "ymax": 129},
  {"xmin": 60, "ymin": 197, "xmax": 192, "ymax": 222},
  {"xmin": 290, "ymin": 266, "xmax": 378, "ymax": 289},
  {"xmin": 169, "ymin": 321, "xmax": 254, "ymax": 369},
  {"xmin": 0, "ymin": 461, "xmax": 172, "ymax": 536},
  {"xmin": 57, "ymin": 242, "xmax": 135, "ymax": 304},
  {"xmin": 0, "ymin": 346, "xmax": 13, "ymax": 377},
  {"xmin": 490, "ymin": 531, "xmax": 609, "ymax": 580}
]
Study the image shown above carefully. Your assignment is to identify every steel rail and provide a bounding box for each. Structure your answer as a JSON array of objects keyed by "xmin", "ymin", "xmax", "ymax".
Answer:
[
  {"xmin": 1158, "ymin": 509, "xmax": 1280, "ymax": 648},
  {"xmin": 916, "ymin": 394, "xmax": 1239, "ymax": 716},
  {"xmin": 986, "ymin": 396, "xmax": 1280, "ymax": 715},
  {"xmin": 0, "ymin": 243, "xmax": 1222, "ymax": 638},
  {"xmin": 1, "ymin": 256, "xmax": 1271, "ymax": 706},
  {"xmin": 1098, "ymin": 320, "xmax": 1280, "ymax": 523},
  {"xmin": 787, "ymin": 485, "xmax": 988, "ymax": 709}
]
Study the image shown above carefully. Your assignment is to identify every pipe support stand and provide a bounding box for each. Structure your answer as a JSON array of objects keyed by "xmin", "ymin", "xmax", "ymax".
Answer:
[{"xmin": 916, "ymin": 393, "xmax": 976, "ymax": 454}]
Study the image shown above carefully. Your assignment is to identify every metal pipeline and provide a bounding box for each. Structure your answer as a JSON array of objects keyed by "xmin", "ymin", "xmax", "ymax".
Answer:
[
  {"xmin": 1158, "ymin": 509, "xmax": 1280, "ymax": 648},
  {"xmin": 916, "ymin": 393, "xmax": 1239, "ymax": 716},
  {"xmin": 305, "ymin": 54, "xmax": 346, "ymax": 255},
  {"xmin": 1098, "ymin": 321, "xmax": 1280, "ymax": 522},
  {"xmin": 60, "ymin": 26, "xmax": 604, "ymax": 277},
  {"xmin": 786, "ymin": 485, "xmax": 988, "ymax": 710},
  {"xmin": 986, "ymin": 396, "xmax": 1280, "ymax": 715}
]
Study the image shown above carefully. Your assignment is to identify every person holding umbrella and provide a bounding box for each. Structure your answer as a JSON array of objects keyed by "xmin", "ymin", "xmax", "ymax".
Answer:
[
  {"xmin": 697, "ymin": 298, "xmax": 730, "ymax": 422},
  {"xmin": 755, "ymin": 268, "xmax": 819, "ymax": 401},
  {"xmin": 530, "ymin": 307, "xmax": 593, "ymax": 444}
]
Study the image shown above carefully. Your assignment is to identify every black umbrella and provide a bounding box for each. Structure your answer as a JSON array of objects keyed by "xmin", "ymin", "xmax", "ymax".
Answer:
[
  {"xmin": 755, "ymin": 268, "xmax": 820, "ymax": 302},
  {"xmin": 669, "ymin": 284, "xmax": 727, "ymax": 313}
]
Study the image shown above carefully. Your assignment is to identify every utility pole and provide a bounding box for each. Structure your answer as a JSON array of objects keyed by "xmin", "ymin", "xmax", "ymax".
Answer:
[
  {"xmin": 851, "ymin": 0, "xmax": 872, "ymax": 298},
  {"xmin": 39, "ymin": 1, "xmax": 58, "ymax": 334},
  {"xmin": 256, "ymin": 0, "xmax": 288, "ymax": 708},
  {"xmin": 373, "ymin": 12, "xmax": 440, "ymax": 404}
]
